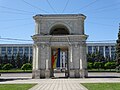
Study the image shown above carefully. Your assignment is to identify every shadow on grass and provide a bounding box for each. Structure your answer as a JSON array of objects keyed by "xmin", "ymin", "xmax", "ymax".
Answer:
[{"xmin": 0, "ymin": 78, "xmax": 29, "ymax": 82}]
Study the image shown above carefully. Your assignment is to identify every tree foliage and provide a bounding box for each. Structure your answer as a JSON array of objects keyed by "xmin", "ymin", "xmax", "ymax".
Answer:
[
  {"xmin": 16, "ymin": 53, "xmax": 21, "ymax": 68},
  {"xmin": 116, "ymin": 26, "xmax": 120, "ymax": 65},
  {"xmin": 4, "ymin": 54, "xmax": 8, "ymax": 64},
  {"xmin": 11, "ymin": 55, "xmax": 16, "ymax": 68}
]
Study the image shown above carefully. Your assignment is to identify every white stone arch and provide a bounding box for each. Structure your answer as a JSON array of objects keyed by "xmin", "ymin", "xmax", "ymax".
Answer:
[{"xmin": 48, "ymin": 21, "xmax": 72, "ymax": 35}]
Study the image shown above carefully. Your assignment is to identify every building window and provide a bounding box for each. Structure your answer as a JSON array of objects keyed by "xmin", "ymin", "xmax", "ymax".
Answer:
[
  {"xmin": 111, "ymin": 46, "xmax": 115, "ymax": 60},
  {"xmin": 105, "ymin": 46, "xmax": 110, "ymax": 57},
  {"xmin": 88, "ymin": 46, "xmax": 92, "ymax": 54},
  {"xmin": 1, "ymin": 47, "xmax": 6, "ymax": 56},
  {"xmin": 24, "ymin": 47, "xmax": 29, "ymax": 54},
  {"xmin": 13, "ymin": 47, "xmax": 17, "ymax": 56},
  {"xmin": 19, "ymin": 47, "xmax": 23, "ymax": 57},
  {"xmin": 99, "ymin": 46, "xmax": 103, "ymax": 55},
  {"xmin": 30, "ymin": 47, "xmax": 33, "ymax": 56},
  {"xmin": 93, "ymin": 46, "xmax": 98, "ymax": 53},
  {"xmin": 7, "ymin": 47, "xmax": 12, "ymax": 55}
]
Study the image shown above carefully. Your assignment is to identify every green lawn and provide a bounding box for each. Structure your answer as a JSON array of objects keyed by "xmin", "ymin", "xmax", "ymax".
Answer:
[
  {"xmin": 0, "ymin": 84, "xmax": 36, "ymax": 90},
  {"xmin": 82, "ymin": 83, "xmax": 120, "ymax": 90},
  {"xmin": 0, "ymin": 69, "xmax": 32, "ymax": 73},
  {"xmin": 88, "ymin": 69, "xmax": 116, "ymax": 72}
]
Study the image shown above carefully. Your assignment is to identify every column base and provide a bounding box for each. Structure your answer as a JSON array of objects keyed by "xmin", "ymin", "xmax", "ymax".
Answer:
[
  {"xmin": 32, "ymin": 70, "xmax": 40, "ymax": 79},
  {"xmin": 45, "ymin": 70, "xmax": 50, "ymax": 78},
  {"xmin": 69, "ymin": 70, "xmax": 75, "ymax": 78},
  {"xmin": 69, "ymin": 69, "xmax": 88, "ymax": 78},
  {"xmin": 80, "ymin": 69, "xmax": 88, "ymax": 78},
  {"xmin": 32, "ymin": 70, "xmax": 51, "ymax": 79}
]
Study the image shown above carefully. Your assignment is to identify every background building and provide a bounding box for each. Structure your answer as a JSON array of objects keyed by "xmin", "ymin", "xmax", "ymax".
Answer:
[
  {"xmin": 87, "ymin": 43, "xmax": 116, "ymax": 60},
  {"xmin": 0, "ymin": 43, "xmax": 116, "ymax": 62},
  {"xmin": 0, "ymin": 44, "xmax": 33, "ymax": 61}
]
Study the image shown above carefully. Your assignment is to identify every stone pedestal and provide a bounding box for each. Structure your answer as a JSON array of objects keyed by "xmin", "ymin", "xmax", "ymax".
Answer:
[
  {"xmin": 40, "ymin": 70, "xmax": 45, "ymax": 78},
  {"xmin": 69, "ymin": 70, "xmax": 75, "ymax": 78},
  {"xmin": 45, "ymin": 70, "xmax": 50, "ymax": 78},
  {"xmin": 80, "ymin": 69, "xmax": 88, "ymax": 78},
  {"xmin": 75, "ymin": 69, "xmax": 80, "ymax": 78},
  {"xmin": 32, "ymin": 70, "xmax": 40, "ymax": 79}
]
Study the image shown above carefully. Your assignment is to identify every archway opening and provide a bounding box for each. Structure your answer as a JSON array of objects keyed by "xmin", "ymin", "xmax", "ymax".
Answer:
[
  {"xmin": 51, "ymin": 46, "xmax": 69, "ymax": 78},
  {"xmin": 50, "ymin": 24, "xmax": 70, "ymax": 35}
]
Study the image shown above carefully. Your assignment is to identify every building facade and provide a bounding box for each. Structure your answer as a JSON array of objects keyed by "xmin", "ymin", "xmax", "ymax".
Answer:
[
  {"xmin": 87, "ymin": 43, "xmax": 116, "ymax": 60},
  {"xmin": 0, "ymin": 43, "xmax": 116, "ymax": 61},
  {"xmin": 0, "ymin": 44, "xmax": 33, "ymax": 61}
]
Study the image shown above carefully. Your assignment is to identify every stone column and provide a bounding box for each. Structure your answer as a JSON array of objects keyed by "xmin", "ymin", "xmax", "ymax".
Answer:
[
  {"xmin": 79, "ymin": 42, "xmax": 88, "ymax": 78},
  {"xmin": 39, "ymin": 44, "xmax": 46, "ymax": 78},
  {"xmin": 69, "ymin": 44, "xmax": 75, "ymax": 77},
  {"xmin": 73, "ymin": 43, "xmax": 80, "ymax": 78},
  {"xmin": 32, "ymin": 45, "xmax": 36, "ymax": 70},
  {"xmin": 45, "ymin": 44, "xmax": 51, "ymax": 78},
  {"xmin": 35, "ymin": 20, "xmax": 40, "ymax": 34},
  {"xmin": 38, "ymin": 43, "xmax": 51, "ymax": 78},
  {"xmin": 32, "ymin": 44, "xmax": 40, "ymax": 79},
  {"xmin": 32, "ymin": 45, "xmax": 36, "ymax": 78},
  {"xmin": 82, "ymin": 43, "xmax": 88, "ymax": 77}
]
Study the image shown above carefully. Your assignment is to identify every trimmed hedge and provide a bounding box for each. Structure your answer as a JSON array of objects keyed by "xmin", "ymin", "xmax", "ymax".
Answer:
[
  {"xmin": 2, "ymin": 63, "xmax": 13, "ymax": 70},
  {"xmin": 21, "ymin": 63, "xmax": 32, "ymax": 71}
]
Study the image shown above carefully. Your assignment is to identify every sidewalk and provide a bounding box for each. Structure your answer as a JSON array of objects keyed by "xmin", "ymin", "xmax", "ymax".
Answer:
[
  {"xmin": 1, "ymin": 78, "xmax": 120, "ymax": 90},
  {"xmin": 0, "ymin": 72, "xmax": 120, "ymax": 90},
  {"xmin": 29, "ymin": 79, "xmax": 88, "ymax": 90}
]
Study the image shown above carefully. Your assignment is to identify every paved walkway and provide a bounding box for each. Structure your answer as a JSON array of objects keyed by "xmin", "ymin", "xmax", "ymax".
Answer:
[
  {"xmin": 0, "ymin": 72, "xmax": 120, "ymax": 90},
  {"xmin": 1, "ymin": 78, "xmax": 120, "ymax": 90},
  {"xmin": 29, "ymin": 79, "xmax": 88, "ymax": 90}
]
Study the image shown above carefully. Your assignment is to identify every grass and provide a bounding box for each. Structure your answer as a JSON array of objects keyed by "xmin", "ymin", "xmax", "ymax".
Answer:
[
  {"xmin": 0, "ymin": 69, "xmax": 32, "ymax": 73},
  {"xmin": 82, "ymin": 83, "xmax": 120, "ymax": 90},
  {"xmin": 88, "ymin": 69, "xmax": 116, "ymax": 72},
  {"xmin": 0, "ymin": 84, "xmax": 36, "ymax": 90}
]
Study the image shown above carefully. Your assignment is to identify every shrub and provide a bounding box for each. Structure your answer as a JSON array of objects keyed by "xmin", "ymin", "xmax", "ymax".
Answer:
[
  {"xmin": 104, "ymin": 62, "xmax": 116, "ymax": 70},
  {"xmin": 87, "ymin": 62, "xmax": 93, "ymax": 69},
  {"xmin": 21, "ymin": 63, "xmax": 32, "ymax": 71},
  {"xmin": 116, "ymin": 65, "xmax": 120, "ymax": 73},
  {"xmin": 0, "ymin": 64, "xmax": 2, "ymax": 70},
  {"xmin": 2, "ymin": 63, "xmax": 13, "ymax": 70},
  {"xmin": 93, "ymin": 62, "xmax": 102, "ymax": 70},
  {"xmin": 110, "ymin": 62, "xmax": 116, "ymax": 69}
]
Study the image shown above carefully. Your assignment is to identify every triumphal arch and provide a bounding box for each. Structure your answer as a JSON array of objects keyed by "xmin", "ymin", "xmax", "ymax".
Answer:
[{"xmin": 32, "ymin": 14, "xmax": 88, "ymax": 78}]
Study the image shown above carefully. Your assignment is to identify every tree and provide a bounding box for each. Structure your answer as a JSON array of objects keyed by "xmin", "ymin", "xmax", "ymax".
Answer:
[
  {"xmin": 3, "ymin": 54, "xmax": 8, "ymax": 64},
  {"xmin": 0, "ymin": 55, "xmax": 2, "ymax": 65},
  {"xmin": 16, "ymin": 53, "xmax": 21, "ymax": 68},
  {"xmin": 87, "ymin": 54, "xmax": 93, "ymax": 62},
  {"xmin": 29, "ymin": 56, "xmax": 32, "ymax": 64},
  {"xmin": 11, "ymin": 55, "xmax": 16, "ymax": 68},
  {"xmin": 22, "ymin": 54, "xmax": 28, "ymax": 65},
  {"xmin": 116, "ymin": 24, "xmax": 120, "ymax": 66},
  {"xmin": 0, "ymin": 64, "xmax": 2, "ymax": 70},
  {"xmin": 87, "ymin": 51, "xmax": 105, "ymax": 63}
]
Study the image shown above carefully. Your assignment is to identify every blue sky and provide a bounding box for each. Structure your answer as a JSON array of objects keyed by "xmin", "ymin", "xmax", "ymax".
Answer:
[{"xmin": 0, "ymin": 0, "xmax": 120, "ymax": 44}]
